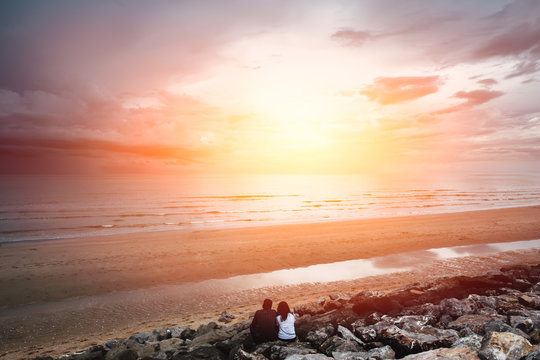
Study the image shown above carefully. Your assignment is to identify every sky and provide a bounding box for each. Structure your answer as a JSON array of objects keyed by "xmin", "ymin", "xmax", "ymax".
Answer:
[{"xmin": 0, "ymin": 0, "xmax": 539, "ymax": 176}]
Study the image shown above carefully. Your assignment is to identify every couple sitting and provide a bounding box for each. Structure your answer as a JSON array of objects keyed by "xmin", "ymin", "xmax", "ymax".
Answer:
[{"xmin": 250, "ymin": 299, "xmax": 296, "ymax": 344}]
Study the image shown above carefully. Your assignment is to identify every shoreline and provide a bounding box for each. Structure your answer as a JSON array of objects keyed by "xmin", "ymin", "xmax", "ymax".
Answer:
[
  {"xmin": 1, "ymin": 205, "xmax": 540, "ymax": 308},
  {"xmin": 2, "ymin": 203, "xmax": 539, "ymax": 246}
]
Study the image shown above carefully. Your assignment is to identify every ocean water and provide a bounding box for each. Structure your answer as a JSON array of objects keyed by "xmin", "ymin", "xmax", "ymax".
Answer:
[{"xmin": 1, "ymin": 173, "xmax": 539, "ymax": 243}]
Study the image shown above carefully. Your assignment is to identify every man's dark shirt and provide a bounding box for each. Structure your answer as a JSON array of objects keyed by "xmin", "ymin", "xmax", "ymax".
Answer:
[{"xmin": 250, "ymin": 308, "xmax": 278, "ymax": 343}]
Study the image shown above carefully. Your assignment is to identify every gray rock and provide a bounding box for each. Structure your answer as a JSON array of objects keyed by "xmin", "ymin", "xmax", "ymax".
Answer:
[
  {"xmin": 478, "ymin": 331, "xmax": 535, "ymax": 360},
  {"xmin": 190, "ymin": 327, "xmax": 238, "ymax": 347},
  {"xmin": 172, "ymin": 344, "xmax": 227, "ymax": 360},
  {"xmin": 196, "ymin": 322, "xmax": 221, "ymax": 336},
  {"xmin": 285, "ymin": 355, "xmax": 333, "ymax": 360},
  {"xmin": 401, "ymin": 346, "xmax": 480, "ymax": 359},
  {"xmin": 379, "ymin": 325, "xmax": 459, "ymax": 357},
  {"xmin": 448, "ymin": 315, "xmax": 506, "ymax": 335},
  {"xmin": 231, "ymin": 348, "xmax": 267, "ymax": 360},
  {"xmin": 305, "ymin": 324, "xmax": 335, "ymax": 346},
  {"xmin": 128, "ymin": 331, "xmax": 157, "ymax": 344},
  {"xmin": 484, "ymin": 318, "xmax": 530, "ymax": 339},
  {"xmin": 294, "ymin": 302, "xmax": 326, "ymax": 316},
  {"xmin": 392, "ymin": 315, "xmax": 437, "ymax": 331},
  {"xmin": 524, "ymin": 351, "xmax": 540, "ymax": 360},
  {"xmin": 218, "ymin": 311, "xmax": 236, "ymax": 324},
  {"xmin": 366, "ymin": 345, "xmax": 396, "ymax": 360},
  {"xmin": 169, "ymin": 326, "xmax": 197, "ymax": 340},
  {"xmin": 331, "ymin": 351, "xmax": 370, "ymax": 360},
  {"xmin": 59, "ymin": 346, "xmax": 106, "ymax": 360},
  {"xmin": 439, "ymin": 298, "xmax": 477, "ymax": 320},
  {"xmin": 337, "ymin": 325, "xmax": 364, "ymax": 347},
  {"xmin": 269, "ymin": 343, "xmax": 317, "ymax": 360},
  {"xmin": 104, "ymin": 340, "xmax": 143, "ymax": 360},
  {"xmin": 320, "ymin": 336, "xmax": 362, "ymax": 356},
  {"xmin": 452, "ymin": 334, "xmax": 483, "ymax": 353}
]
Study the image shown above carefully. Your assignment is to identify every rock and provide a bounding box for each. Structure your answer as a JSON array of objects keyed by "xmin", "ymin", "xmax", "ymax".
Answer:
[
  {"xmin": 379, "ymin": 325, "xmax": 459, "ymax": 357},
  {"xmin": 366, "ymin": 345, "xmax": 396, "ymax": 359},
  {"xmin": 169, "ymin": 326, "xmax": 197, "ymax": 340},
  {"xmin": 329, "ymin": 293, "xmax": 352, "ymax": 302},
  {"xmin": 172, "ymin": 344, "xmax": 227, "ymax": 360},
  {"xmin": 196, "ymin": 322, "xmax": 221, "ymax": 336},
  {"xmin": 483, "ymin": 318, "xmax": 530, "ymax": 339},
  {"xmin": 337, "ymin": 325, "xmax": 364, "ymax": 347},
  {"xmin": 305, "ymin": 324, "xmax": 335, "ymax": 346},
  {"xmin": 285, "ymin": 355, "xmax": 333, "ymax": 360},
  {"xmin": 452, "ymin": 334, "xmax": 483, "ymax": 353},
  {"xmin": 231, "ymin": 348, "xmax": 267, "ymax": 360},
  {"xmin": 478, "ymin": 331, "xmax": 535, "ymax": 360},
  {"xmin": 60, "ymin": 345, "xmax": 107, "ymax": 360},
  {"xmin": 448, "ymin": 315, "xmax": 506, "ymax": 335},
  {"xmin": 269, "ymin": 343, "xmax": 317, "ymax": 360},
  {"xmin": 190, "ymin": 327, "xmax": 238, "ymax": 347},
  {"xmin": 323, "ymin": 300, "xmax": 343, "ymax": 312},
  {"xmin": 509, "ymin": 315, "xmax": 534, "ymax": 333},
  {"xmin": 439, "ymin": 298, "xmax": 477, "ymax": 320},
  {"xmin": 215, "ymin": 328, "xmax": 253, "ymax": 355},
  {"xmin": 105, "ymin": 340, "xmax": 143, "ymax": 360},
  {"xmin": 105, "ymin": 349, "xmax": 138, "ymax": 360},
  {"xmin": 319, "ymin": 336, "xmax": 362, "ymax": 356},
  {"xmin": 218, "ymin": 311, "xmax": 236, "ymax": 324},
  {"xmin": 128, "ymin": 331, "xmax": 157, "ymax": 344},
  {"xmin": 401, "ymin": 346, "xmax": 480, "ymax": 359},
  {"xmin": 392, "ymin": 315, "xmax": 437, "ymax": 331},
  {"xmin": 331, "ymin": 351, "xmax": 370, "ymax": 360},
  {"xmin": 350, "ymin": 291, "xmax": 402, "ymax": 317},
  {"xmin": 524, "ymin": 351, "xmax": 540, "ymax": 360},
  {"xmin": 294, "ymin": 302, "xmax": 326, "ymax": 316}
]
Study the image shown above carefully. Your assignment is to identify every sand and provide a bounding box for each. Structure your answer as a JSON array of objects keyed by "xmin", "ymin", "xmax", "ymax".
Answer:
[{"xmin": 1, "ymin": 205, "xmax": 540, "ymax": 359}]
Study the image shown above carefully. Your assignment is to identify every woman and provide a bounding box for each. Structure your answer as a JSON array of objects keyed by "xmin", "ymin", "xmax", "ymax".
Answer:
[{"xmin": 276, "ymin": 301, "xmax": 296, "ymax": 341}]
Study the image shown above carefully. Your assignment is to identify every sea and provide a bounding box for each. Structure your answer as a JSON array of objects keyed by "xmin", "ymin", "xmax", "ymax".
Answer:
[{"xmin": 1, "ymin": 173, "xmax": 540, "ymax": 244}]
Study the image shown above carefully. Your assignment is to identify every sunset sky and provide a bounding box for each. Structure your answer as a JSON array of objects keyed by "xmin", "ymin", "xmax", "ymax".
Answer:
[{"xmin": 1, "ymin": 0, "xmax": 539, "ymax": 175}]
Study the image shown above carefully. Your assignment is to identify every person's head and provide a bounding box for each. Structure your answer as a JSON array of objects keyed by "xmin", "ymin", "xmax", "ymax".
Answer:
[
  {"xmin": 277, "ymin": 301, "xmax": 291, "ymax": 321},
  {"xmin": 262, "ymin": 298, "xmax": 272, "ymax": 310}
]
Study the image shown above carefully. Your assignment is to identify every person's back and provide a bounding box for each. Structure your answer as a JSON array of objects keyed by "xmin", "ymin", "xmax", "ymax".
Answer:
[{"xmin": 250, "ymin": 299, "xmax": 278, "ymax": 343}]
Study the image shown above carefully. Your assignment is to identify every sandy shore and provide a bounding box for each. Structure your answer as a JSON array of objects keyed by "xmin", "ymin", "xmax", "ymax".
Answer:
[{"xmin": 1, "ymin": 206, "xmax": 540, "ymax": 359}]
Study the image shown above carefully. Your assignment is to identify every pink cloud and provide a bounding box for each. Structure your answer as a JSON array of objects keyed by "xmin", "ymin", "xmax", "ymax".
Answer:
[
  {"xmin": 435, "ymin": 89, "xmax": 504, "ymax": 115},
  {"xmin": 361, "ymin": 76, "xmax": 440, "ymax": 105},
  {"xmin": 331, "ymin": 29, "xmax": 373, "ymax": 46}
]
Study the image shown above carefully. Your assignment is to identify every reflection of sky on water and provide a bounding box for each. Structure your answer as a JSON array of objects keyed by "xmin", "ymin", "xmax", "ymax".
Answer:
[{"xmin": 194, "ymin": 239, "xmax": 540, "ymax": 293}]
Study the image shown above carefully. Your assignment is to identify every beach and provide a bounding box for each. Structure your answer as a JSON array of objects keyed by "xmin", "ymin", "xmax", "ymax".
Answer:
[{"xmin": 1, "ymin": 205, "xmax": 540, "ymax": 359}]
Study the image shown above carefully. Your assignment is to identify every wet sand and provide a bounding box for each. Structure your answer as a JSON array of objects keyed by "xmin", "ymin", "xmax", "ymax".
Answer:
[{"xmin": 1, "ymin": 206, "xmax": 540, "ymax": 359}]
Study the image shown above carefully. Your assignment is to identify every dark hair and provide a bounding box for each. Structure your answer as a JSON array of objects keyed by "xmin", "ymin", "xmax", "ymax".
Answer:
[
  {"xmin": 277, "ymin": 301, "xmax": 291, "ymax": 322},
  {"xmin": 263, "ymin": 299, "xmax": 272, "ymax": 310}
]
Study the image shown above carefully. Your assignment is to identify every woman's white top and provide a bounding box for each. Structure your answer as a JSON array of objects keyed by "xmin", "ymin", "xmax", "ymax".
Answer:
[{"xmin": 276, "ymin": 313, "xmax": 296, "ymax": 340}]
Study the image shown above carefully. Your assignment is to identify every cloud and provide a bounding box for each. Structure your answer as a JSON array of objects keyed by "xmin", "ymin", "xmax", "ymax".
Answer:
[
  {"xmin": 505, "ymin": 60, "xmax": 540, "ymax": 79},
  {"xmin": 361, "ymin": 76, "xmax": 440, "ymax": 105},
  {"xmin": 477, "ymin": 78, "xmax": 498, "ymax": 87},
  {"xmin": 435, "ymin": 89, "xmax": 504, "ymax": 115},
  {"xmin": 331, "ymin": 29, "xmax": 373, "ymax": 46}
]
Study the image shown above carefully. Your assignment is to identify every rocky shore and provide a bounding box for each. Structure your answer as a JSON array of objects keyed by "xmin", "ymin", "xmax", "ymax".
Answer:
[{"xmin": 34, "ymin": 264, "xmax": 540, "ymax": 360}]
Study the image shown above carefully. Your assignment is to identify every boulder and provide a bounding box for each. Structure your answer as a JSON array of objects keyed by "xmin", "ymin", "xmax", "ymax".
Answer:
[
  {"xmin": 269, "ymin": 343, "xmax": 317, "ymax": 360},
  {"xmin": 379, "ymin": 325, "xmax": 459, "ymax": 357},
  {"xmin": 190, "ymin": 327, "xmax": 239, "ymax": 347},
  {"xmin": 319, "ymin": 336, "xmax": 362, "ymax": 356},
  {"xmin": 367, "ymin": 345, "xmax": 396, "ymax": 359},
  {"xmin": 128, "ymin": 331, "xmax": 158, "ymax": 344},
  {"xmin": 392, "ymin": 315, "xmax": 437, "ymax": 331},
  {"xmin": 230, "ymin": 348, "xmax": 267, "ymax": 360},
  {"xmin": 401, "ymin": 346, "xmax": 480, "ymax": 359},
  {"xmin": 305, "ymin": 324, "xmax": 335, "ymax": 347},
  {"xmin": 452, "ymin": 334, "xmax": 483, "ymax": 353},
  {"xmin": 448, "ymin": 315, "xmax": 506, "ymax": 335},
  {"xmin": 350, "ymin": 291, "xmax": 402, "ymax": 316},
  {"xmin": 196, "ymin": 322, "xmax": 221, "ymax": 336},
  {"xmin": 169, "ymin": 326, "xmax": 197, "ymax": 340},
  {"xmin": 438, "ymin": 298, "xmax": 477, "ymax": 320},
  {"xmin": 105, "ymin": 340, "xmax": 143, "ymax": 360},
  {"xmin": 331, "ymin": 351, "xmax": 370, "ymax": 360},
  {"xmin": 284, "ymin": 355, "xmax": 333, "ymax": 360},
  {"xmin": 337, "ymin": 325, "xmax": 364, "ymax": 347},
  {"xmin": 483, "ymin": 318, "xmax": 529, "ymax": 339},
  {"xmin": 294, "ymin": 302, "xmax": 326, "ymax": 316},
  {"xmin": 172, "ymin": 345, "xmax": 227, "ymax": 360},
  {"xmin": 478, "ymin": 331, "xmax": 535, "ymax": 360},
  {"xmin": 524, "ymin": 351, "xmax": 540, "ymax": 360},
  {"xmin": 59, "ymin": 346, "xmax": 107, "ymax": 360},
  {"xmin": 218, "ymin": 311, "xmax": 236, "ymax": 324}
]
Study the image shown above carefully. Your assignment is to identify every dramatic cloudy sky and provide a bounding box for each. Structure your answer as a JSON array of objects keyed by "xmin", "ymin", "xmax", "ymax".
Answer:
[{"xmin": 1, "ymin": 0, "xmax": 539, "ymax": 175}]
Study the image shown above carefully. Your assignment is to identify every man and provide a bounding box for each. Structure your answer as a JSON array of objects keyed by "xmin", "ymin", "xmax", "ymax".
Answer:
[{"xmin": 250, "ymin": 299, "xmax": 278, "ymax": 343}]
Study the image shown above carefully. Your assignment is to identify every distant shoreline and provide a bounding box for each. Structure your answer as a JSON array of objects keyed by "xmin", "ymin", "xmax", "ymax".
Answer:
[{"xmin": 1, "ymin": 203, "xmax": 539, "ymax": 246}]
